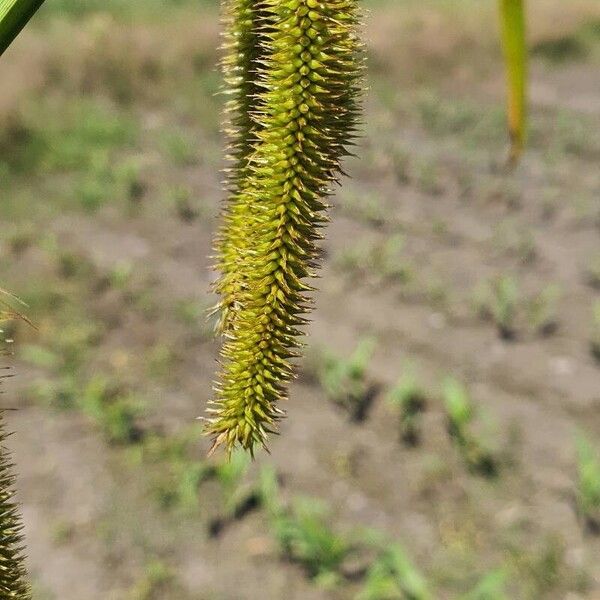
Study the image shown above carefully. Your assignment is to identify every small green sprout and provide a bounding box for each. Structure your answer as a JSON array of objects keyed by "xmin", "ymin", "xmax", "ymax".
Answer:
[
  {"xmin": 462, "ymin": 568, "xmax": 508, "ymax": 600},
  {"xmin": 386, "ymin": 365, "xmax": 427, "ymax": 446},
  {"xmin": 335, "ymin": 235, "xmax": 413, "ymax": 285},
  {"xmin": 318, "ymin": 337, "xmax": 378, "ymax": 422},
  {"xmin": 490, "ymin": 276, "xmax": 519, "ymax": 339},
  {"xmin": 576, "ymin": 433, "xmax": 600, "ymax": 531},
  {"xmin": 272, "ymin": 498, "xmax": 352, "ymax": 587},
  {"xmin": 590, "ymin": 301, "xmax": 600, "ymax": 364},
  {"xmin": 527, "ymin": 284, "xmax": 561, "ymax": 337},
  {"xmin": 473, "ymin": 275, "xmax": 519, "ymax": 340},
  {"xmin": 259, "ymin": 467, "xmax": 352, "ymax": 587},
  {"xmin": 443, "ymin": 378, "xmax": 497, "ymax": 477},
  {"xmin": 358, "ymin": 543, "xmax": 431, "ymax": 600},
  {"xmin": 80, "ymin": 376, "xmax": 142, "ymax": 444}
]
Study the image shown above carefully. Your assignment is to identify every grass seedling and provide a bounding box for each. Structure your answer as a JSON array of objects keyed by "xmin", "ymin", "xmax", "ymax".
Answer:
[
  {"xmin": 576, "ymin": 433, "xmax": 600, "ymax": 532},
  {"xmin": 273, "ymin": 498, "xmax": 352, "ymax": 587},
  {"xmin": 527, "ymin": 284, "xmax": 561, "ymax": 337},
  {"xmin": 443, "ymin": 378, "xmax": 497, "ymax": 477},
  {"xmin": 137, "ymin": 430, "xmax": 213, "ymax": 512},
  {"xmin": 386, "ymin": 365, "xmax": 427, "ymax": 446},
  {"xmin": 318, "ymin": 337, "xmax": 378, "ymax": 422},
  {"xmin": 358, "ymin": 543, "xmax": 431, "ymax": 600},
  {"xmin": 490, "ymin": 276, "xmax": 519, "ymax": 340},
  {"xmin": 259, "ymin": 468, "xmax": 352, "ymax": 588},
  {"xmin": 208, "ymin": 450, "xmax": 264, "ymax": 536},
  {"xmin": 462, "ymin": 568, "xmax": 508, "ymax": 600},
  {"xmin": 473, "ymin": 276, "xmax": 519, "ymax": 340},
  {"xmin": 126, "ymin": 560, "xmax": 176, "ymax": 600},
  {"xmin": 335, "ymin": 235, "xmax": 413, "ymax": 286},
  {"xmin": 80, "ymin": 376, "xmax": 142, "ymax": 445}
]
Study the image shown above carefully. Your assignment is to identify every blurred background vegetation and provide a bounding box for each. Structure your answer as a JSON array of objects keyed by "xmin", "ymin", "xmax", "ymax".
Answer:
[{"xmin": 1, "ymin": 0, "xmax": 600, "ymax": 598}]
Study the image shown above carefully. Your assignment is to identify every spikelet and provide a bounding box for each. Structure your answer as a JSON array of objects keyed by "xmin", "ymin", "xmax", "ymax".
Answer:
[{"xmin": 207, "ymin": 0, "xmax": 363, "ymax": 453}]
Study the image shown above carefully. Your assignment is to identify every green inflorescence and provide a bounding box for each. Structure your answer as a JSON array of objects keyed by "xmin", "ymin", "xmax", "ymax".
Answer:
[
  {"xmin": 206, "ymin": 0, "xmax": 363, "ymax": 454},
  {"xmin": 0, "ymin": 326, "xmax": 31, "ymax": 599}
]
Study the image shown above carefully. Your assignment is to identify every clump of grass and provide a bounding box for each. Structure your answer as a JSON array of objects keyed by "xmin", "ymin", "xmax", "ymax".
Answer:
[
  {"xmin": 137, "ymin": 430, "xmax": 213, "ymax": 512},
  {"xmin": 80, "ymin": 376, "xmax": 142, "ymax": 444},
  {"xmin": 463, "ymin": 568, "xmax": 508, "ymax": 600},
  {"xmin": 358, "ymin": 543, "xmax": 431, "ymax": 600},
  {"xmin": 318, "ymin": 337, "xmax": 378, "ymax": 422},
  {"xmin": 335, "ymin": 234, "xmax": 414, "ymax": 285},
  {"xmin": 386, "ymin": 365, "xmax": 427, "ymax": 446},
  {"xmin": 208, "ymin": 449, "xmax": 264, "ymax": 536},
  {"xmin": 473, "ymin": 275, "xmax": 519, "ymax": 340},
  {"xmin": 126, "ymin": 560, "xmax": 177, "ymax": 600},
  {"xmin": 443, "ymin": 378, "xmax": 497, "ymax": 477},
  {"xmin": 259, "ymin": 468, "xmax": 352, "ymax": 588},
  {"xmin": 575, "ymin": 433, "xmax": 600, "ymax": 532},
  {"xmin": 337, "ymin": 189, "xmax": 386, "ymax": 227},
  {"xmin": 168, "ymin": 186, "xmax": 200, "ymax": 223},
  {"xmin": 526, "ymin": 284, "xmax": 561, "ymax": 337}
]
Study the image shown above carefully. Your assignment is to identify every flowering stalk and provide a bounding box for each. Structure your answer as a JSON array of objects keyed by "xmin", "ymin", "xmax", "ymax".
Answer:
[{"xmin": 207, "ymin": 0, "xmax": 363, "ymax": 454}]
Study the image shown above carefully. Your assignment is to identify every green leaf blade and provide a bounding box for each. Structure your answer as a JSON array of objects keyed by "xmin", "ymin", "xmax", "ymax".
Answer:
[
  {"xmin": 499, "ymin": 0, "xmax": 528, "ymax": 165},
  {"xmin": 0, "ymin": 0, "xmax": 45, "ymax": 58}
]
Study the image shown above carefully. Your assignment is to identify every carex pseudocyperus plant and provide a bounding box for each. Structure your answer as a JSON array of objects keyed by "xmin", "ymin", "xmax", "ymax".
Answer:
[{"xmin": 207, "ymin": 0, "xmax": 527, "ymax": 455}]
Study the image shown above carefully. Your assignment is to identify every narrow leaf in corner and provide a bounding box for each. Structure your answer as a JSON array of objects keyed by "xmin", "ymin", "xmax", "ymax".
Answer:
[{"xmin": 0, "ymin": 0, "xmax": 46, "ymax": 58}]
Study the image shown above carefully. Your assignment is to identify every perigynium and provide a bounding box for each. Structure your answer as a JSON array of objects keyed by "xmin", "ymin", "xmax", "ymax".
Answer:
[{"xmin": 206, "ymin": 0, "xmax": 363, "ymax": 454}]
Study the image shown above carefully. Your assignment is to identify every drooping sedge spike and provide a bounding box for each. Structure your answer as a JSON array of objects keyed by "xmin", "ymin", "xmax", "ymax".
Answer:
[
  {"xmin": 0, "ymin": 312, "xmax": 31, "ymax": 599},
  {"xmin": 0, "ymin": 412, "xmax": 31, "ymax": 599},
  {"xmin": 206, "ymin": 0, "xmax": 364, "ymax": 454}
]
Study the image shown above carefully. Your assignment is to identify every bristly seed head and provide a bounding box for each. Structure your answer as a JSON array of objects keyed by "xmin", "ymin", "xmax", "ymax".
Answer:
[{"xmin": 206, "ymin": 0, "xmax": 364, "ymax": 454}]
